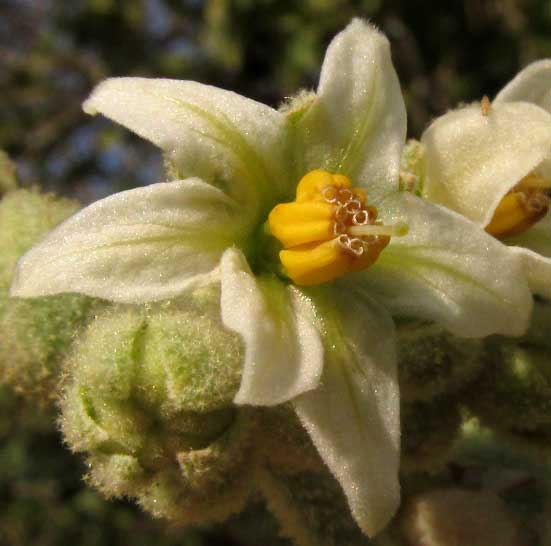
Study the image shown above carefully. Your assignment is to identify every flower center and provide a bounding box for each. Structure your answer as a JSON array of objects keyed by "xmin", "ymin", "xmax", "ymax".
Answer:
[
  {"xmin": 268, "ymin": 170, "xmax": 406, "ymax": 285},
  {"xmin": 485, "ymin": 173, "xmax": 550, "ymax": 239}
]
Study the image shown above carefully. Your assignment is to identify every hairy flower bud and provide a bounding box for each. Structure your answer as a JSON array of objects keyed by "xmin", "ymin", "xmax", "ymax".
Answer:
[
  {"xmin": 0, "ymin": 189, "xmax": 79, "ymax": 294},
  {"xmin": 520, "ymin": 299, "xmax": 551, "ymax": 349},
  {"xmin": 401, "ymin": 397, "xmax": 462, "ymax": 473},
  {"xmin": 397, "ymin": 322, "xmax": 482, "ymax": 402},
  {"xmin": 257, "ymin": 467, "xmax": 369, "ymax": 546},
  {"xmin": 59, "ymin": 291, "xmax": 259, "ymax": 525},
  {"xmin": 0, "ymin": 189, "xmax": 103, "ymax": 402},
  {"xmin": 466, "ymin": 339, "xmax": 551, "ymax": 436}
]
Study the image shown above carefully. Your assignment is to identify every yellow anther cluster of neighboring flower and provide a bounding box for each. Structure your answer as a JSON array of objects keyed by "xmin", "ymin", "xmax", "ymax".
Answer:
[
  {"xmin": 268, "ymin": 170, "xmax": 391, "ymax": 285},
  {"xmin": 486, "ymin": 173, "xmax": 550, "ymax": 238}
]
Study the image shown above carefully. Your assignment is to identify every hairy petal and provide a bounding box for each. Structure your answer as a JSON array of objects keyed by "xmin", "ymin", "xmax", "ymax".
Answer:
[
  {"xmin": 84, "ymin": 78, "xmax": 292, "ymax": 209},
  {"xmin": 294, "ymin": 286, "xmax": 400, "ymax": 538},
  {"xmin": 298, "ymin": 18, "xmax": 406, "ymax": 201},
  {"xmin": 220, "ymin": 247, "xmax": 324, "ymax": 406},
  {"xmin": 421, "ymin": 102, "xmax": 551, "ymax": 226},
  {"xmin": 508, "ymin": 247, "xmax": 551, "ymax": 300},
  {"xmin": 11, "ymin": 179, "xmax": 244, "ymax": 303},
  {"xmin": 362, "ymin": 193, "xmax": 533, "ymax": 337},
  {"xmin": 495, "ymin": 60, "xmax": 551, "ymax": 112}
]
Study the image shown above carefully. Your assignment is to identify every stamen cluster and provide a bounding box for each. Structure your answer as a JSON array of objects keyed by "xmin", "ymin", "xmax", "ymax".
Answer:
[{"xmin": 321, "ymin": 185, "xmax": 381, "ymax": 257}]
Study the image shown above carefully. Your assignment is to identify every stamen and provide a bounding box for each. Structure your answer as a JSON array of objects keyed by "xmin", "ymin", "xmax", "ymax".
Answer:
[
  {"xmin": 269, "ymin": 171, "xmax": 406, "ymax": 285},
  {"xmin": 526, "ymin": 192, "xmax": 550, "ymax": 213},
  {"xmin": 333, "ymin": 221, "xmax": 347, "ymax": 236},
  {"xmin": 335, "ymin": 205, "xmax": 349, "ymax": 222},
  {"xmin": 336, "ymin": 234, "xmax": 365, "ymax": 257},
  {"xmin": 336, "ymin": 188, "xmax": 353, "ymax": 203},
  {"xmin": 352, "ymin": 210, "xmax": 369, "ymax": 225},
  {"xmin": 345, "ymin": 199, "xmax": 362, "ymax": 213},
  {"xmin": 517, "ymin": 173, "xmax": 550, "ymax": 190},
  {"xmin": 348, "ymin": 238, "xmax": 365, "ymax": 256},
  {"xmin": 321, "ymin": 186, "xmax": 338, "ymax": 203}
]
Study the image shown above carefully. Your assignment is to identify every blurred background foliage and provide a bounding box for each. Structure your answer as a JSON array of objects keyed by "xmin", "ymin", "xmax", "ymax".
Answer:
[
  {"xmin": 2, "ymin": 0, "xmax": 551, "ymax": 203},
  {"xmin": 2, "ymin": 1, "xmax": 551, "ymax": 545}
]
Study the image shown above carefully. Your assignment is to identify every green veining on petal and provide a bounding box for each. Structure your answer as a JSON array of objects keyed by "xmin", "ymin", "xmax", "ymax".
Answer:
[
  {"xmin": 379, "ymin": 247, "xmax": 513, "ymax": 306},
  {"xmin": 334, "ymin": 65, "xmax": 378, "ymax": 177},
  {"xmin": 161, "ymin": 94, "xmax": 284, "ymax": 210}
]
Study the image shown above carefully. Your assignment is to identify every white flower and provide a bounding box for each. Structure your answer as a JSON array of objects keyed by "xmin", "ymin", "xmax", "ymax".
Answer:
[
  {"xmin": 421, "ymin": 60, "xmax": 551, "ymax": 298},
  {"xmin": 9, "ymin": 20, "xmax": 533, "ymax": 536}
]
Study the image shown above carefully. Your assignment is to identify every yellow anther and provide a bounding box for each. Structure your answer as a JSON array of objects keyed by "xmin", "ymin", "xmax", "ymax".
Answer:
[
  {"xmin": 268, "ymin": 170, "xmax": 400, "ymax": 286},
  {"xmin": 486, "ymin": 173, "xmax": 550, "ymax": 239}
]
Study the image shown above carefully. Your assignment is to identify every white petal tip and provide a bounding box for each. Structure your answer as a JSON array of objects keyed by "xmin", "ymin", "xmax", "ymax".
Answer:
[{"xmin": 82, "ymin": 98, "xmax": 98, "ymax": 116}]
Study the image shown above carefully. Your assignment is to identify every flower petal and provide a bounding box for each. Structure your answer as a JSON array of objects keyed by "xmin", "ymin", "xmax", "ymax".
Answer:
[
  {"xmin": 505, "ymin": 212, "xmax": 551, "ymax": 298},
  {"xmin": 297, "ymin": 18, "xmax": 406, "ymax": 201},
  {"xmin": 494, "ymin": 59, "xmax": 551, "ymax": 112},
  {"xmin": 84, "ymin": 78, "xmax": 292, "ymax": 209},
  {"xmin": 508, "ymin": 246, "xmax": 551, "ymax": 299},
  {"xmin": 362, "ymin": 193, "xmax": 533, "ymax": 337},
  {"xmin": 293, "ymin": 286, "xmax": 400, "ymax": 537},
  {"xmin": 421, "ymin": 101, "xmax": 551, "ymax": 226},
  {"xmin": 220, "ymin": 247, "xmax": 323, "ymax": 406},
  {"xmin": 11, "ymin": 179, "xmax": 245, "ymax": 303}
]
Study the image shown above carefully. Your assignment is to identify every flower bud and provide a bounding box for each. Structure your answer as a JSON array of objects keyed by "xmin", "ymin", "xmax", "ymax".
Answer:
[
  {"xmin": 0, "ymin": 295, "xmax": 104, "ymax": 402},
  {"xmin": 0, "ymin": 189, "xmax": 103, "ymax": 403},
  {"xmin": 257, "ymin": 466, "xmax": 368, "ymax": 546},
  {"xmin": 520, "ymin": 299, "xmax": 551, "ymax": 349},
  {"xmin": 60, "ymin": 293, "xmax": 257, "ymax": 525},
  {"xmin": 401, "ymin": 397, "xmax": 461, "ymax": 473},
  {"xmin": 0, "ymin": 189, "xmax": 79, "ymax": 293},
  {"xmin": 466, "ymin": 339, "xmax": 551, "ymax": 435},
  {"xmin": 254, "ymin": 405, "xmax": 324, "ymax": 476},
  {"xmin": 397, "ymin": 322, "xmax": 482, "ymax": 402}
]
